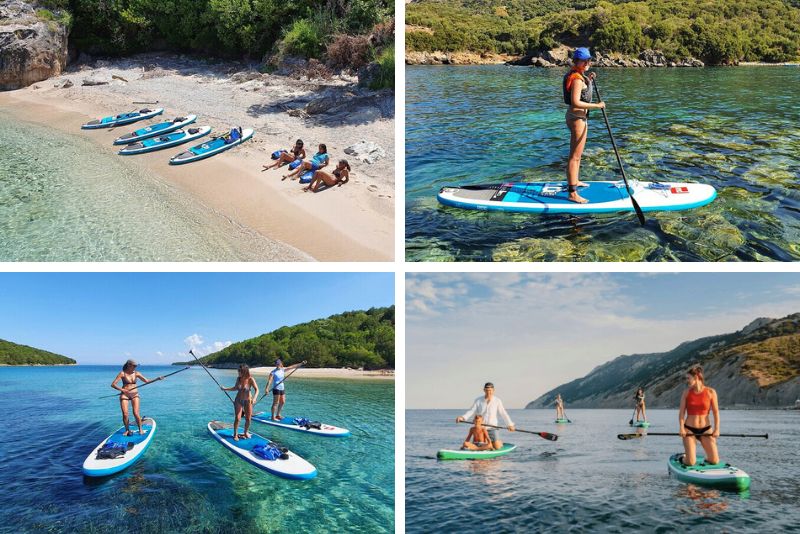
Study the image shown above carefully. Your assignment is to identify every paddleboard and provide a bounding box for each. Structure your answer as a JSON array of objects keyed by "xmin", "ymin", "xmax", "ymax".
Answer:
[
  {"xmin": 170, "ymin": 128, "xmax": 254, "ymax": 164},
  {"xmin": 119, "ymin": 126, "xmax": 211, "ymax": 155},
  {"xmin": 555, "ymin": 418, "xmax": 571, "ymax": 424},
  {"xmin": 252, "ymin": 413, "xmax": 350, "ymax": 437},
  {"xmin": 437, "ymin": 181, "xmax": 717, "ymax": 214},
  {"xmin": 82, "ymin": 417, "xmax": 156, "ymax": 477},
  {"xmin": 437, "ymin": 443, "xmax": 516, "ymax": 460},
  {"xmin": 81, "ymin": 108, "xmax": 164, "ymax": 129},
  {"xmin": 667, "ymin": 453, "xmax": 750, "ymax": 491},
  {"xmin": 631, "ymin": 421, "xmax": 650, "ymax": 428},
  {"xmin": 113, "ymin": 115, "xmax": 197, "ymax": 144},
  {"xmin": 206, "ymin": 421, "xmax": 317, "ymax": 480}
]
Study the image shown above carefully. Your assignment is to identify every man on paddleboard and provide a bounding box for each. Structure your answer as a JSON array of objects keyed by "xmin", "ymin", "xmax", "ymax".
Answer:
[{"xmin": 456, "ymin": 382, "xmax": 515, "ymax": 449}]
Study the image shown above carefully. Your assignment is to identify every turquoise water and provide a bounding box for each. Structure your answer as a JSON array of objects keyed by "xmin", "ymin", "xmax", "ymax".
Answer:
[
  {"xmin": 0, "ymin": 113, "xmax": 281, "ymax": 261},
  {"xmin": 406, "ymin": 66, "xmax": 800, "ymax": 261},
  {"xmin": 407, "ymin": 409, "xmax": 800, "ymax": 531},
  {"xmin": 0, "ymin": 366, "xmax": 394, "ymax": 532}
]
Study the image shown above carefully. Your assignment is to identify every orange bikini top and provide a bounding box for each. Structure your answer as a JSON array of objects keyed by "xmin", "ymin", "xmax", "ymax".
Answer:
[{"xmin": 686, "ymin": 387, "xmax": 711, "ymax": 416}]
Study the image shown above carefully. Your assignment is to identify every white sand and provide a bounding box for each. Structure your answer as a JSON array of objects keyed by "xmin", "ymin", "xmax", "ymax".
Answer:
[
  {"xmin": 0, "ymin": 54, "xmax": 394, "ymax": 261},
  {"xmin": 250, "ymin": 367, "xmax": 395, "ymax": 380}
]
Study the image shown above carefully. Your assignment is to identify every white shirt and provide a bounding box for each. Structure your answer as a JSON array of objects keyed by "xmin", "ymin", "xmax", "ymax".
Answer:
[{"xmin": 461, "ymin": 395, "xmax": 514, "ymax": 427}]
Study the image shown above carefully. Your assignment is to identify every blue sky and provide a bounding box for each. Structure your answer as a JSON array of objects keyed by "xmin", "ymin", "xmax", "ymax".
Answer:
[
  {"xmin": 0, "ymin": 272, "xmax": 394, "ymax": 365},
  {"xmin": 406, "ymin": 272, "xmax": 800, "ymax": 409}
]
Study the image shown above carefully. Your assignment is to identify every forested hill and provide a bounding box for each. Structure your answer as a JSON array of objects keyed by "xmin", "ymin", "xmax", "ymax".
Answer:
[
  {"xmin": 406, "ymin": 0, "xmax": 800, "ymax": 64},
  {"xmin": 526, "ymin": 313, "xmax": 800, "ymax": 409},
  {"xmin": 0, "ymin": 338, "xmax": 76, "ymax": 365},
  {"xmin": 175, "ymin": 306, "xmax": 395, "ymax": 370}
]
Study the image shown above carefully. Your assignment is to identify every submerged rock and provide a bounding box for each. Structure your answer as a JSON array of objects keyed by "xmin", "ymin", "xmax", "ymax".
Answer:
[
  {"xmin": 658, "ymin": 213, "xmax": 745, "ymax": 260},
  {"xmin": 0, "ymin": 0, "xmax": 68, "ymax": 90},
  {"xmin": 492, "ymin": 230, "xmax": 660, "ymax": 262}
]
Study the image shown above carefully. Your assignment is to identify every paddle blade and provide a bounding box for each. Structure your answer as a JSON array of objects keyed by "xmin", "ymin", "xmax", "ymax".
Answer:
[
  {"xmin": 617, "ymin": 433, "xmax": 644, "ymax": 441},
  {"xmin": 539, "ymin": 432, "xmax": 558, "ymax": 441}
]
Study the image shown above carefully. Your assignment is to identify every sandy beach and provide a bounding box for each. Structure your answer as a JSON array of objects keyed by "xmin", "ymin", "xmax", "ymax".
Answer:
[
  {"xmin": 249, "ymin": 367, "xmax": 394, "ymax": 380},
  {"xmin": 0, "ymin": 54, "xmax": 394, "ymax": 261}
]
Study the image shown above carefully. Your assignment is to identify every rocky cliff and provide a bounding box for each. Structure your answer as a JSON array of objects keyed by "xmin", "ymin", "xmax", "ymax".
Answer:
[
  {"xmin": 0, "ymin": 0, "xmax": 68, "ymax": 90},
  {"xmin": 526, "ymin": 313, "xmax": 800, "ymax": 409}
]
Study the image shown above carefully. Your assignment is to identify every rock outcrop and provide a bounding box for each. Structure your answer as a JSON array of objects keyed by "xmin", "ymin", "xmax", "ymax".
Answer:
[{"xmin": 0, "ymin": 0, "xmax": 69, "ymax": 90}]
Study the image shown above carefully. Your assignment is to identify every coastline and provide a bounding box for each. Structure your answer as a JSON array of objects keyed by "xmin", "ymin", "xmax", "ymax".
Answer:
[
  {"xmin": 0, "ymin": 56, "xmax": 394, "ymax": 261},
  {"xmin": 249, "ymin": 367, "xmax": 395, "ymax": 380}
]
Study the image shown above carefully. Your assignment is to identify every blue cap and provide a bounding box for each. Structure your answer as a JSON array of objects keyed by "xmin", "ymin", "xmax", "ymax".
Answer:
[{"xmin": 573, "ymin": 47, "xmax": 592, "ymax": 61}]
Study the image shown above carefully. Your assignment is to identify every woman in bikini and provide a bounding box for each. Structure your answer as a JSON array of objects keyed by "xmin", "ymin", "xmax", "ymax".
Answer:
[
  {"xmin": 634, "ymin": 387, "xmax": 647, "ymax": 422},
  {"xmin": 678, "ymin": 365, "xmax": 720, "ymax": 466},
  {"xmin": 283, "ymin": 143, "xmax": 329, "ymax": 180},
  {"xmin": 461, "ymin": 414, "xmax": 494, "ymax": 451},
  {"xmin": 220, "ymin": 364, "xmax": 259, "ymax": 441},
  {"xmin": 110, "ymin": 359, "xmax": 164, "ymax": 436},
  {"xmin": 563, "ymin": 47, "xmax": 606, "ymax": 204},
  {"xmin": 554, "ymin": 393, "xmax": 566, "ymax": 420},
  {"xmin": 263, "ymin": 139, "xmax": 306, "ymax": 170},
  {"xmin": 303, "ymin": 159, "xmax": 351, "ymax": 192}
]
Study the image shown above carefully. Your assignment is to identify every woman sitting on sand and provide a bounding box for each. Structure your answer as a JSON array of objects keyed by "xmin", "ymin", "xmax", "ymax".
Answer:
[
  {"xmin": 461, "ymin": 415, "xmax": 494, "ymax": 451},
  {"xmin": 563, "ymin": 47, "xmax": 606, "ymax": 204},
  {"xmin": 263, "ymin": 139, "xmax": 305, "ymax": 170},
  {"xmin": 678, "ymin": 365, "xmax": 721, "ymax": 466},
  {"xmin": 220, "ymin": 364, "xmax": 259, "ymax": 441},
  {"xmin": 110, "ymin": 359, "xmax": 164, "ymax": 436},
  {"xmin": 303, "ymin": 159, "xmax": 351, "ymax": 192},
  {"xmin": 283, "ymin": 143, "xmax": 329, "ymax": 180}
]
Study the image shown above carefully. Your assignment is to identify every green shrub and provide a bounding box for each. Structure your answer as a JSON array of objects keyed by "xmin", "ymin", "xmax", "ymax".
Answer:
[{"xmin": 369, "ymin": 44, "xmax": 394, "ymax": 90}]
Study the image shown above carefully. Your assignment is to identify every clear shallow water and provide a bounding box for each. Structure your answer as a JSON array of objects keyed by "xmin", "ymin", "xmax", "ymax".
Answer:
[
  {"xmin": 0, "ymin": 366, "xmax": 394, "ymax": 532},
  {"xmin": 405, "ymin": 66, "xmax": 800, "ymax": 261},
  {"xmin": 0, "ymin": 113, "xmax": 283, "ymax": 261},
  {"xmin": 407, "ymin": 409, "xmax": 800, "ymax": 532}
]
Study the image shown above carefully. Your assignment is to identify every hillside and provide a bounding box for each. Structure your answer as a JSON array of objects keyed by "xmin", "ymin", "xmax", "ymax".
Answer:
[
  {"xmin": 406, "ymin": 0, "xmax": 800, "ymax": 65},
  {"xmin": 526, "ymin": 313, "xmax": 800, "ymax": 409},
  {"xmin": 0, "ymin": 338, "xmax": 76, "ymax": 365},
  {"xmin": 175, "ymin": 306, "xmax": 395, "ymax": 370}
]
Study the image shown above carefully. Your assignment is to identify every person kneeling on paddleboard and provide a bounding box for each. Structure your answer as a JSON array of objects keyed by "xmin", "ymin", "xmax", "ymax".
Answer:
[
  {"xmin": 678, "ymin": 365, "xmax": 721, "ymax": 466},
  {"xmin": 564, "ymin": 47, "xmax": 606, "ymax": 204},
  {"xmin": 110, "ymin": 359, "xmax": 164, "ymax": 436},
  {"xmin": 265, "ymin": 359, "xmax": 306, "ymax": 421},
  {"xmin": 220, "ymin": 364, "xmax": 259, "ymax": 441},
  {"xmin": 461, "ymin": 415, "xmax": 494, "ymax": 451},
  {"xmin": 456, "ymin": 382, "xmax": 515, "ymax": 449}
]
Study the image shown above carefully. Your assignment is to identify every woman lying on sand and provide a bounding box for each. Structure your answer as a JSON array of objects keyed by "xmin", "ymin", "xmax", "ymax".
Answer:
[
  {"xmin": 283, "ymin": 143, "xmax": 329, "ymax": 180},
  {"xmin": 303, "ymin": 160, "xmax": 351, "ymax": 192},
  {"xmin": 263, "ymin": 139, "xmax": 305, "ymax": 170}
]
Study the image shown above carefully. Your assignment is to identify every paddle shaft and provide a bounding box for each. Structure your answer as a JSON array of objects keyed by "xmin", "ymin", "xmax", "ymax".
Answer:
[
  {"xmin": 100, "ymin": 366, "xmax": 190, "ymax": 399},
  {"xmin": 619, "ymin": 432, "xmax": 768, "ymax": 439},
  {"xmin": 254, "ymin": 363, "xmax": 305, "ymax": 406},
  {"xmin": 458, "ymin": 420, "xmax": 558, "ymax": 441},
  {"xmin": 592, "ymin": 82, "xmax": 646, "ymax": 226},
  {"xmin": 189, "ymin": 349, "xmax": 235, "ymax": 404}
]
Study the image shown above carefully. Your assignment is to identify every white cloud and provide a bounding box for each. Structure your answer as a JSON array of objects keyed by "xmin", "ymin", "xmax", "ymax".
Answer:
[
  {"xmin": 183, "ymin": 333, "xmax": 232, "ymax": 357},
  {"xmin": 155, "ymin": 351, "xmax": 163, "ymax": 357}
]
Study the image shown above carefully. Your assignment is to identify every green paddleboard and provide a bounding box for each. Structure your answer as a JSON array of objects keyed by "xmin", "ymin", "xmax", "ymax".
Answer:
[
  {"xmin": 437, "ymin": 444, "xmax": 516, "ymax": 460},
  {"xmin": 667, "ymin": 453, "xmax": 750, "ymax": 491}
]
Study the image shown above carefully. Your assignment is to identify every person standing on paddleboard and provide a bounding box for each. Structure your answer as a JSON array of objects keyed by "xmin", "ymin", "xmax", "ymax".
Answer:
[
  {"xmin": 220, "ymin": 364, "xmax": 259, "ymax": 441},
  {"xmin": 564, "ymin": 47, "xmax": 606, "ymax": 204},
  {"xmin": 456, "ymin": 382, "xmax": 515, "ymax": 449},
  {"xmin": 110, "ymin": 359, "xmax": 164, "ymax": 436},
  {"xmin": 678, "ymin": 365, "xmax": 721, "ymax": 466},
  {"xmin": 554, "ymin": 393, "xmax": 567, "ymax": 420},
  {"xmin": 265, "ymin": 359, "xmax": 306, "ymax": 421},
  {"xmin": 634, "ymin": 387, "xmax": 647, "ymax": 422}
]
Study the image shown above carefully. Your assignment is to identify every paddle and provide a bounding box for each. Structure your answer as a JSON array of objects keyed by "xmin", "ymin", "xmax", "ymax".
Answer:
[
  {"xmin": 458, "ymin": 420, "xmax": 558, "ymax": 442},
  {"xmin": 99, "ymin": 366, "xmax": 190, "ymax": 399},
  {"xmin": 254, "ymin": 361, "xmax": 307, "ymax": 407},
  {"xmin": 562, "ymin": 410, "xmax": 572, "ymax": 424},
  {"xmin": 189, "ymin": 349, "xmax": 235, "ymax": 404},
  {"xmin": 592, "ymin": 81, "xmax": 646, "ymax": 226},
  {"xmin": 628, "ymin": 405, "xmax": 637, "ymax": 426},
  {"xmin": 618, "ymin": 432, "xmax": 768, "ymax": 441}
]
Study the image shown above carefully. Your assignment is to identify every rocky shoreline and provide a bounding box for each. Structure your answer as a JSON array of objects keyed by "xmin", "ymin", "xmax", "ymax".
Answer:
[{"xmin": 407, "ymin": 46, "xmax": 707, "ymax": 67}]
